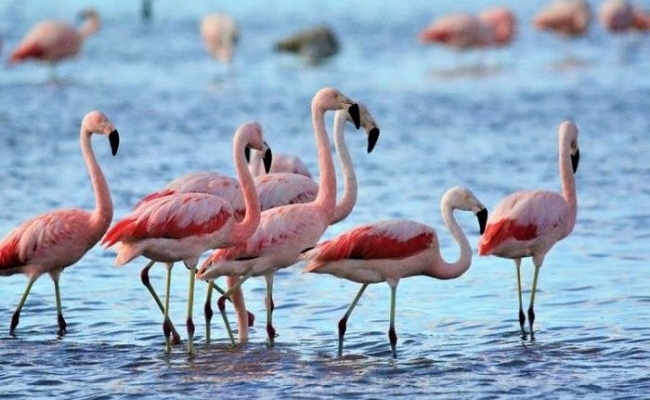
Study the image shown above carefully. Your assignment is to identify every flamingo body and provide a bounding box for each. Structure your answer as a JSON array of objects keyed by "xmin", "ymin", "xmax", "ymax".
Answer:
[
  {"xmin": 200, "ymin": 14, "xmax": 238, "ymax": 64},
  {"xmin": 478, "ymin": 120, "xmax": 580, "ymax": 339},
  {"xmin": 0, "ymin": 110, "xmax": 119, "ymax": 335},
  {"xmin": 533, "ymin": 0, "xmax": 592, "ymax": 37},
  {"xmin": 599, "ymin": 0, "xmax": 650, "ymax": 32},
  {"xmin": 300, "ymin": 186, "xmax": 488, "ymax": 357},
  {"xmin": 10, "ymin": 9, "xmax": 100, "ymax": 64}
]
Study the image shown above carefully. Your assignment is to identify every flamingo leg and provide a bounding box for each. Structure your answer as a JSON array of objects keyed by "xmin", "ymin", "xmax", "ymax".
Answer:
[
  {"xmin": 162, "ymin": 263, "xmax": 174, "ymax": 353},
  {"xmin": 337, "ymin": 283, "xmax": 368, "ymax": 357},
  {"xmin": 140, "ymin": 260, "xmax": 182, "ymax": 345},
  {"xmin": 514, "ymin": 258, "xmax": 526, "ymax": 338},
  {"xmin": 528, "ymin": 263, "xmax": 542, "ymax": 341},
  {"xmin": 264, "ymin": 272, "xmax": 276, "ymax": 347},
  {"xmin": 216, "ymin": 270, "xmax": 254, "ymax": 346},
  {"xmin": 10, "ymin": 277, "xmax": 36, "ymax": 335},
  {"xmin": 388, "ymin": 284, "xmax": 398, "ymax": 359},
  {"xmin": 53, "ymin": 278, "xmax": 67, "ymax": 335},
  {"xmin": 186, "ymin": 262, "xmax": 197, "ymax": 354},
  {"xmin": 204, "ymin": 281, "xmax": 214, "ymax": 344}
]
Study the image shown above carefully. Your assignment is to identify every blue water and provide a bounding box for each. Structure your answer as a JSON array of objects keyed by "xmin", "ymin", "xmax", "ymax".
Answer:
[{"xmin": 1, "ymin": 0, "xmax": 650, "ymax": 398}]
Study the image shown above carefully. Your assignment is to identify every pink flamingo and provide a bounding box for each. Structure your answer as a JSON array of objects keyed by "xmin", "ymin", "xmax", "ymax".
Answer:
[
  {"xmin": 478, "ymin": 120, "xmax": 580, "ymax": 340},
  {"xmin": 0, "ymin": 111, "xmax": 119, "ymax": 335},
  {"xmin": 200, "ymin": 14, "xmax": 238, "ymax": 64},
  {"xmin": 102, "ymin": 122, "xmax": 271, "ymax": 353},
  {"xmin": 532, "ymin": 0, "xmax": 592, "ymax": 37},
  {"xmin": 300, "ymin": 187, "xmax": 487, "ymax": 358},
  {"xmin": 418, "ymin": 7, "xmax": 516, "ymax": 50},
  {"xmin": 9, "ymin": 8, "xmax": 100, "ymax": 70},
  {"xmin": 599, "ymin": 0, "xmax": 650, "ymax": 32},
  {"xmin": 248, "ymin": 150, "xmax": 312, "ymax": 178},
  {"xmin": 196, "ymin": 87, "xmax": 361, "ymax": 346}
]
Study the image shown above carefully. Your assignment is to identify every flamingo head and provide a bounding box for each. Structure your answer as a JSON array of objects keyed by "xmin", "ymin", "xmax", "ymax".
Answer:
[{"xmin": 356, "ymin": 103, "xmax": 381, "ymax": 153}]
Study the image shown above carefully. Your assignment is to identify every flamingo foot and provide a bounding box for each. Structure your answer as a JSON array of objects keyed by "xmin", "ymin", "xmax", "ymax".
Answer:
[
  {"xmin": 57, "ymin": 312, "xmax": 67, "ymax": 335},
  {"xmin": 163, "ymin": 318, "xmax": 173, "ymax": 352},
  {"xmin": 388, "ymin": 325, "xmax": 397, "ymax": 359},
  {"xmin": 247, "ymin": 311, "xmax": 255, "ymax": 327},
  {"xmin": 518, "ymin": 308, "xmax": 527, "ymax": 339},
  {"xmin": 337, "ymin": 316, "xmax": 348, "ymax": 357},
  {"xmin": 266, "ymin": 322, "xmax": 276, "ymax": 347},
  {"xmin": 527, "ymin": 306, "xmax": 536, "ymax": 341},
  {"xmin": 9, "ymin": 312, "xmax": 20, "ymax": 336}
]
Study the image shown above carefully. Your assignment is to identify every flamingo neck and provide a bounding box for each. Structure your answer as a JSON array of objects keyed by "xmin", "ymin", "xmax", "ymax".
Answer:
[
  {"xmin": 559, "ymin": 137, "xmax": 578, "ymax": 232},
  {"xmin": 78, "ymin": 14, "xmax": 100, "ymax": 39},
  {"xmin": 229, "ymin": 136, "xmax": 261, "ymax": 243},
  {"xmin": 312, "ymin": 103, "xmax": 336, "ymax": 218},
  {"xmin": 428, "ymin": 203, "xmax": 472, "ymax": 280},
  {"xmin": 330, "ymin": 109, "xmax": 356, "ymax": 224},
  {"xmin": 81, "ymin": 129, "xmax": 113, "ymax": 235}
]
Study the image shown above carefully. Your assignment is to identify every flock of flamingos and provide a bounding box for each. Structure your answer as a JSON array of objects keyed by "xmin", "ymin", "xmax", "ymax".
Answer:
[{"xmin": 5, "ymin": 0, "xmax": 638, "ymax": 359}]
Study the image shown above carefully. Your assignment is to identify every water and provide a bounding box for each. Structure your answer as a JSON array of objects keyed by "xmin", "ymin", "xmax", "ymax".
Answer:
[{"xmin": 1, "ymin": 0, "xmax": 650, "ymax": 398}]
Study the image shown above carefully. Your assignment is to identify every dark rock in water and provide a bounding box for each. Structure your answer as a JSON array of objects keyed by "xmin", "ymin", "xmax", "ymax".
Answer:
[{"xmin": 274, "ymin": 25, "xmax": 339, "ymax": 64}]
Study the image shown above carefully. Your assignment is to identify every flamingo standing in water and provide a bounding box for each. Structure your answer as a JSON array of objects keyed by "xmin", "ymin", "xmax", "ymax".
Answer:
[
  {"xmin": 9, "ymin": 8, "xmax": 101, "ymax": 76},
  {"xmin": 200, "ymin": 14, "xmax": 238, "ymax": 65},
  {"xmin": 300, "ymin": 187, "xmax": 487, "ymax": 358},
  {"xmin": 532, "ymin": 0, "xmax": 592, "ymax": 37},
  {"xmin": 599, "ymin": 0, "xmax": 650, "ymax": 32},
  {"xmin": 478, "ymin": 120, "xmax": 580, "ymax": 340},
  {"xmin": 248, "ymin": 150, "xmax": 312, "ymax": 178},
  {"xmin": 102, "ymin": 122, "xmax": 271, "ymax": 353},
  {"xmin": 196, "ymin": 87, "xmax": 361, "ymax": 346},
  {"xmin": 0, "ymin": 111, "xmax": 119, "ymax": 335}
]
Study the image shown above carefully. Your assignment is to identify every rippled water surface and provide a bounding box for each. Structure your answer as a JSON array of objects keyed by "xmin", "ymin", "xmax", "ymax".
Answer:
[{"xmin": 1, "ymin": 0, "xmax": 650, "ymax": 398}]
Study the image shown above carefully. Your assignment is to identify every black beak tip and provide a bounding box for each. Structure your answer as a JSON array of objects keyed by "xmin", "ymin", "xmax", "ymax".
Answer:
[
  {"xmin": 367, "ymin": 128, "xmax": 380, "ymax": 153},
  {"xmin": 572, "ymin": 148, "xmax": 580, "ymax": 174},
  {"xmin": 348, "ymin": 104, "xmax": 361, "ymax": 129},
  {"xmin": 263, "ymin": 147, "xmax": 273, "ymax": 173},
  {"xmin": 477, "ymin": 208, "xmax": 488, "ymax": 235},
  {"xmin": 109, "ymin": 130, "xmax": 120, "ymax": 156},
  {"xmin": 244, "ymin": 146, "xmax": 251, "ymax": 163}
]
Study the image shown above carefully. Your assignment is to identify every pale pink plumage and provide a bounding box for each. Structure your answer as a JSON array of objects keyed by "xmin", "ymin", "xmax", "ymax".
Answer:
[
  {"xmin": 200, "ymin": 13, "xmax": 238, "ymax": 64},
  {"xmin": 196, "ymin": 87, "xmax": 361, "ymax": 347},
  {"xmin": 102, "ymin": 122, "xmax": 270, "ymax": 353},
  {"xmin": 0, "ymin": 110, "xmax": 119, "ymax": 335},
  {"xmin": 248, "ymin": 151, "xmax": 312, "ymax": 178},
  {"xmin": 478, "ymin": 120, "xmax": 580, "ymax": 339},
  {"xmin": 532, "ymin": 0, "xmax": 592, "ymax": 37},
  {"xmin": 10, "ymin": 8, "xmax": 100, "ymax": 65},
  {"xmin": 300, "ymin": 187, "xmax": 487, "ymax": 358}
]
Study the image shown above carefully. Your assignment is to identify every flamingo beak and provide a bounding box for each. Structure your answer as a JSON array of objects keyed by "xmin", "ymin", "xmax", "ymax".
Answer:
[
  {"xmin": 262, "ymin": 144, "xmax": 273, "ymax": 173},
  {"xmin": 476, "ymin": 208, "xmax": 488, "ymax": 235},
  {"xmin": 244, "ymin": 146, "xmax": 251, "ymax": 163},
  {"xmin": 571, "ymin": 148, "xmax": 580, "ymax": 173},
  {"xmin": 347, "ymin": 103, "xmax": 361, "ymax": 129},
  {"xmin": 109, "ymin": 130, "xmax": 120, "ymax": 156},
  {"xmin": 367, "ymin": 127, "xmax": 380, "ymax": 153}
]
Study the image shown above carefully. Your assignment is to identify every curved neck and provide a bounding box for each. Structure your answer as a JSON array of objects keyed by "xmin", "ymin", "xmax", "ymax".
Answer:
[
  {"xmin": 559, "ymin": 137, "xmax": 578, "ymax": 230},
  {"xmin": 81, "ymin": 129, "xmax": 113, "ymax": 233},
  {"xmin": 229, "ymin": 137, "xmax": 262, "ymax": 243},
  {"xmin": 312, "ymin": 102, "xmax": 337, "ymax": 218},
  {"xmin": 330, "ymin": 109, "xmax": 356, "ymax": 224},
  {"xmin": 429, "ymin": 203, "xmax": 472, "ymax": 280},
  {"xmin": 78, "ymin": 14, "xmax": 100, "ymax": 39}
]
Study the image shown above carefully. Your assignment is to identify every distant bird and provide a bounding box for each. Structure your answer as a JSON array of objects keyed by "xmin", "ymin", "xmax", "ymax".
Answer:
[
  {"xmin": 9, "ymin": 8, "xmax": 101, "ymax": 70},
  {"xmin": 599, "ymin": 0, "xmax": 650, "ymax": 32},
  {"xmin": 102, "ymin": 122, "xmax": 271, "ymax": 353},
  {"xmin": 0, "ymin": 111, "xmax": 119, "ymax": 335},
  {"xmin": 274, "ymin": 25, "xmax": 339, "ymax": 64},
  {"xmin": 196, "ymin": 87, "xmax": 361, "ymax": 347},
  {"xmin": 300, "ymin": 187, "xmax": 488, "ymax": 358},
  {"xmin": 418, "ymin": 7, "xmax": 516, "ymax": 51},
  {"xmin": 200, "ymin": 13, "xmax": 238, "ymax": 64},
  {"xmin": 248, "ymin": 150, "xmax": 312, "ymax": 178},
  {"xmin": 532, "ymin": 0, "xmax": 592, "ymax": 37},
  {"xmin": 478, "ymin": 121, "xmax": 580, "ymax": 340}
]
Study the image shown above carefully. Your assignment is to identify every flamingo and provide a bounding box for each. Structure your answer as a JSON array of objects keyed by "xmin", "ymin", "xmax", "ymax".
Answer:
[
  {"xmin": 9, "ymin": 8, "xmax": 101, "ymax": 72},
  {"xmin": 532, "ymin": 0, "xmax": 592, "ymax": 37},
  {"xmin": 0, "ymin": 111, "xmax": 119, "ymax": 335},
  {"xmin": 599, "ymin": 0, "xmax": 650, "ymax": 32},
  {"xmin": 299, "ymin": 187, "xmax": 487, "ymax": 358},
  {"xmin": 200, "ymin": 14, "xmax": 238, "ymax": 65},
  {"xmin": 419, "ymin": 7, "xmax": 516, "ymax": 51},
  {"xmin": 248, "ymin": 150, "xmax": 312, "ymax": 178},
  {"xmin": 478, "ymin": 120, "xmax": 580, "ymax": 340},
  {"xmin": 102, "ymin": 122, "xmax": 271, "ymax": 353},
  {"xmin": 196, "ymin": 87, "xmax": 361, "ymax": 347}
]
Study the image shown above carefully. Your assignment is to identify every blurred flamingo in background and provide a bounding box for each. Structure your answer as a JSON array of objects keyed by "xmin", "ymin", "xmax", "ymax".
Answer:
[
  {"xmin": 478, "ymin": 121, "xmax": 580, "ymax": 340},
  {"xmin": 533, "ymin": 0, "xmax": 592, "ymax": 37},
  {"xmin": 248, "ymin": 150, "xmax": 312, "ymax": 178},
  {"xmin": 102, "ymin": 122, "xmax": 271, "ymax": 353},
  {"xmin": 9, "ymin": 8, "xmax": 101, "ymax": 76},
  {"xmin": 599, "ymin": 0, "xmax": 650, "ymax": 32},
  {"xmin": 0, "ymin": 111, "xmax": 119, "ymax": 335},
  {"xmin": 196, "ymin": 88, "xmax": 361, "ymax": 347},
  {"xmin": 200, "ymin": 13, "xmax": 238, "ymax": 65},
  {"xmin": 300, "ymin": 187, "xmax": 487, "ymax": 358}
]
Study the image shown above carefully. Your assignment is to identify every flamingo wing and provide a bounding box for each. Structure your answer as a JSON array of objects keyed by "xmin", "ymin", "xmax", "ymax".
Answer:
[
  {"xmin": 103, "ymin": 193, "xmax": 232, "ymax": 247},
  {"xmin": 302, "ymin": 219, "xmax": 436, "ymax": 272},
  {"xmin": 254, "ymin": 173, "xmax": 318, "ymax": 210}
]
